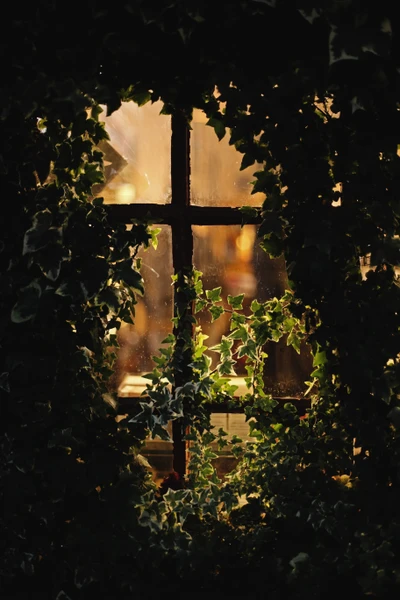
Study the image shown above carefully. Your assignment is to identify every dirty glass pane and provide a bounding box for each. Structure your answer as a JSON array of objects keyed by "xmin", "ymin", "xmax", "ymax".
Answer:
[
  {"xmin": 190, "ymin": 109, "xmax": 264, "ymax": 207},
  {"xmin": 210, "ymin": 412, "xmax": 254, "ymax": 479},
  {"xmin": 142, "ymin": 422, "xmax": 174, "ymax": 486},
  {"xmin": 193, "ymin": 225, "xmax": 265, "ymax": 374},
  {"xmin": 115, "ymin": 226, "xmax": 173, "ymax": 392},
  {"xmin": 98, "ymin": 101, "xmax": 171, "ymax": 204},
  {"xmin": 193, "ymin": 225, "xmax": 312, "ymax": 393}
]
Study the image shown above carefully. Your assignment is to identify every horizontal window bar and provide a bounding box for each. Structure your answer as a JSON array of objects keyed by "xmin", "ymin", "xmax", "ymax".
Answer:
[{"xmin": 105, "ymin": 204, "xmax": 262, "ymax": 226}]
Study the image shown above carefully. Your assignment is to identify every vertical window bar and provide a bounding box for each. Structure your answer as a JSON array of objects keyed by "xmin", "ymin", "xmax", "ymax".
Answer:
[{"xmin": 171, "ymin": 111, "xmax": 193, "ymax": 476}]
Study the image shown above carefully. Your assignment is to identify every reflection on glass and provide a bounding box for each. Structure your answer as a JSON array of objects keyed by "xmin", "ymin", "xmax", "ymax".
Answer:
[
  {"xmin": 98, "ymin": 101, "xmax": 171, "ymax": 204},
  {"xmin": 116, "ymin": 226, "xmax": 173, "ymax": 392},
  {"xmin": 193, "ymin": 225, "xmax": 312, "ymax": 393},
  {"xmin": 191, "ymin": 109, "xmax": 264, "ymax": 207}
]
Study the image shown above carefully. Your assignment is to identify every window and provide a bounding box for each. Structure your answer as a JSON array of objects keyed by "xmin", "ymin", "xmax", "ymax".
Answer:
[{"xmin": 98, "ymin": 101, "xmax": 311, "ymax": 482}]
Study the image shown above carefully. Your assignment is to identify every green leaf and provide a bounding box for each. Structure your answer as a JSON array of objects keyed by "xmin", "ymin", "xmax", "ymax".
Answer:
[
  {"xmin": 80, "ymin": 257, "xmax": 110, "ymax": 299},
  {"xmin": 283, "ymin": 317, "xmax": 296, "ymax": 333},
  {"xmin": 218, "ymin": 359, "xmax": 236, "ymax": 376},
  {"xmin": 150, "ymin": 227, "xmax": 161, "ymax": 249},
  {"xmin": 11, "ymin": 281, "xmax": 42, "ymax": 323},
  {"xmin": 84, "ymin": 162, "xmax": 104, "ymax": 185},
  {"xmin": 231, "ymin": 312, "xmax": 247, "ymax": 327},
  {"xmin": 118, "ymin": 261, "xmax": 144, "ymax": 295},
  {"xmin": 250, "ymin": 299, "xmax": 263, "ymax": 314},
  {"xmin": 23, "ymin": 210, "xmax": 63, "ymax": 255},
  {"xmin": 161, "ymin": 333, "xmax": 175, "ymax": 344},
  {"xmin": 206, "ymin": 287, "xmax": 222, "ymax": 302},
  {"xmin": 206, "ymin": 117, "xmax": 226, "ymax": 141},
  {"xmin": 227, "ymin": 294, "xmax": 244, "ymax": 310},
  {"xmin": 132, "ymin": 90, "xmax": 152, "ymax": 107},
  {"xmin": 228, "ymin": 326, "xmax": 249, "ymax": 342},
  {"xmin": 240, "ymin": 153, "xmax": 256, "ymax": 171},
  {"xmin": 238, "ymin": 339, "xmax": 257, "ymax": 359},
  {"xmin": 260, "ymin": 234, "xmax": 283, "ymax": 257},
  {"xmin": 201, "ymin": 465, "xmax": 214, "ymax": 477},
  {"xmin": 209, "ymin": 305, "xmax": 224, "ymax": 321},
  {"xmin": 195, "ymin": 298, "xmax": 207, "ymax": 313},
  {"xmin": 239, "ymin": 205, "xmax": 260, "ymax": 220},
  {"xmin": 287, "ymin": 332, "xmax": 301, "ymax": 354},
  {"xmin": 313, "ymin": 350, "xmax": 327, "ymax": 367},
  {"xmin": 98, "ymin": 287, "xmax": 120, "ymax": 311},
  {"xmin": 231, "ymin": 434, "xmax": 243, "ymax": 444}
]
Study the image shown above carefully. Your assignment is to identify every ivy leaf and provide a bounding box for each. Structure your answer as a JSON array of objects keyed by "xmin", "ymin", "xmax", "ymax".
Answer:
[
  {"xmin": 228, "ymin": 326, "xmax": 249, "ymax": 342},
  {"xmin": 97, "ymin": 287, "xmax": 121, "ymax": 312},
  {"xmin": 313, "ymin": 350, "xmax": 327, "ymax": 367},
  {"xmin": 80, "ymin": 257, "xmax": 110, "ymax": 299},
  {"xmin": 287, "ymin": 331, "xmax": 301, "ymax": 354},
  {"xmin": 283, "ymin": 317, "xmax": 296, "ymax": 333},
  {"xmin": 227, "ymin": 294, "xmax": 244, "ymax": 310},
  {"xmin": 220, "ymin": 336, "xmax": 234, "ymax": 355},
  {"xmin": 231, "ymin": 312, "xmax": 247, "ymax": 327},
  {"xmin": 238, "ymin": 339, "xmax": 257, "ymax": 360},
  {"xmin": 231, "ymin": 434, "xmax": 243, "ymax": 444},
  {"xmin": 84, "ymin": 162, "xmax": 104, "ymax": 185},
  {"xmin": 218, "ymin": 359, "xmax": 236, "ymax": 376},
  {"xmin": 240, "ymin": 206, "xmax": 260, "ymax": 225},
  {"xmin": 118, "ymin": 261, "xmax": 144, "ymax": 295},
  {"xmin": 206, "ymin": 287, "xmax": 222, "ymax": 302},
  {"xmin": 240, "ymin": 153, "xmax": 256, "ymax": 171},
  {"xmin": 250, "ymin": 299, "xmax": 263, "ymax": 314},
  {"xmin": 161, "ymin": 333, "xmax": 175, "ymax": 344},
  {"xmin": 23, "ymin": 211, "xmax": 62, "ymax": 255},
  {"xmin": 195, "ymin": 298, "xmax": 207, "ymax": 313},
  {"xmin": 132, "ymin": 90, "xmax": 152, "ymax": 107},
  {"xmin": 260, "ymin": 234, "xmax": 283, "ymax": 257},
  {"xmin": 11, "ymin": 281, "xmax": 42, "ymax": 323},
  {"xmin": 150, "ymin": 227, "xmax": 161, "ymax": 250},
  {"xmin": 209, "ymin": 305, "xmax": 224, "ymax": 321},
  {"xmin": 206, "ymin": 117, "xmax": 226, "ymax": 141}
]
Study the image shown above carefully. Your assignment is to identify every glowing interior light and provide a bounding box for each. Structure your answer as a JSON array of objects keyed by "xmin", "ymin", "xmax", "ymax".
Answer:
[{"xmin": 116, "ymin": 183, "xmax": 136, "ymax": 204}]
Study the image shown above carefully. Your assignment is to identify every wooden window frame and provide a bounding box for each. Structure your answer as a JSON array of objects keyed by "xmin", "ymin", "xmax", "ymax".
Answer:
[{"xmin": 105, "ymin": 110, "xmax": 307, "ymax": 477}]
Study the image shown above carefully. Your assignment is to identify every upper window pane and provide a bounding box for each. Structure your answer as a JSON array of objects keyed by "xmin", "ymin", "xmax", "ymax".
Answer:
[
  {"xmin": 190, "ymin": 109, "xmax": 264, "ymax": 207},
  {"xmin": 99, "ymin": 101, "xmax": 171, "ymax": 204}
]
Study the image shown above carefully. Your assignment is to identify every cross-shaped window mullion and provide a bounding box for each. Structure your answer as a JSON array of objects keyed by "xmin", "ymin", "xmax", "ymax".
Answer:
[
  {"xmin": 105, "ymin": 110, "xmax": 261, "ymax": 477},
  {"xmin": 170, "ymin": 112, "xmax": 193, "ymax": 476}
]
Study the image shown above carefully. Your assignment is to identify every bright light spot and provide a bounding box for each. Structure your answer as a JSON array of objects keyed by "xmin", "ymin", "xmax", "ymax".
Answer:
[{"xmin": 116, "ymin": 183, "xmax": 136, "ymax": 204}]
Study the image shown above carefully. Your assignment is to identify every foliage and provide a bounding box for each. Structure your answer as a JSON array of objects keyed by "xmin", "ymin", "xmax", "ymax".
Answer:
[{"xmin": 2, "ymin": 1, "xmax": 400, "ymax": 599}]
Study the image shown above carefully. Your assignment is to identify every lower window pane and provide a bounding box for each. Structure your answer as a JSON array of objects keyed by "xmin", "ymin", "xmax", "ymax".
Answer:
[
  {"xmin": 116, "ymin": 225, "xmax": 173, "ymax": 395},
  {"xmin": 193, "ymin": 225, "xmax": 312, "ymax": 394}
]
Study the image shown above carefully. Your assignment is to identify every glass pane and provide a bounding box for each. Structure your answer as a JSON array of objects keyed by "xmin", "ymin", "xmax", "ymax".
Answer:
[
  {"xmin": 98, "ymin": 101, "xmax": 171, "ymax": 204},
  {"xmin": 193, "ymin": 225, "xmax": 312, "ymax": 393},
  {"xmin": 190, "ymin": 109, "xmax": 264, "ymax": 207},
  {"xmin": 193, "ymin": 225, "xmax": 263, "ymax": 374},
  {"xmin": 210, "ymin": 412, "xmax": 254, "ymax": 479},
  {"xmin": 142, "ymin": 422, "xmax": 173, "ymax": 486},
  {"xmin": 115, "ymin": 226, "xmax": 173, "ymax": 393}
]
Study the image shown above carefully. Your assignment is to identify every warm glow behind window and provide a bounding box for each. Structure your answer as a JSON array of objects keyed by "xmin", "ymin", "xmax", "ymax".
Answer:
[
  {"xmin": 115, "ymin": 226, "xmax": 173, "ymax": 391},
  {"xmin": 191, "ymin": 109, "xmax": 264, "ymax": 207},
  {"xmin": 99, "ymin": 101, "xmax": 171, "ymax": 204},
  {"xmin": 193, "ymin": 225, "xmax": 282, "ymax": 374}
]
